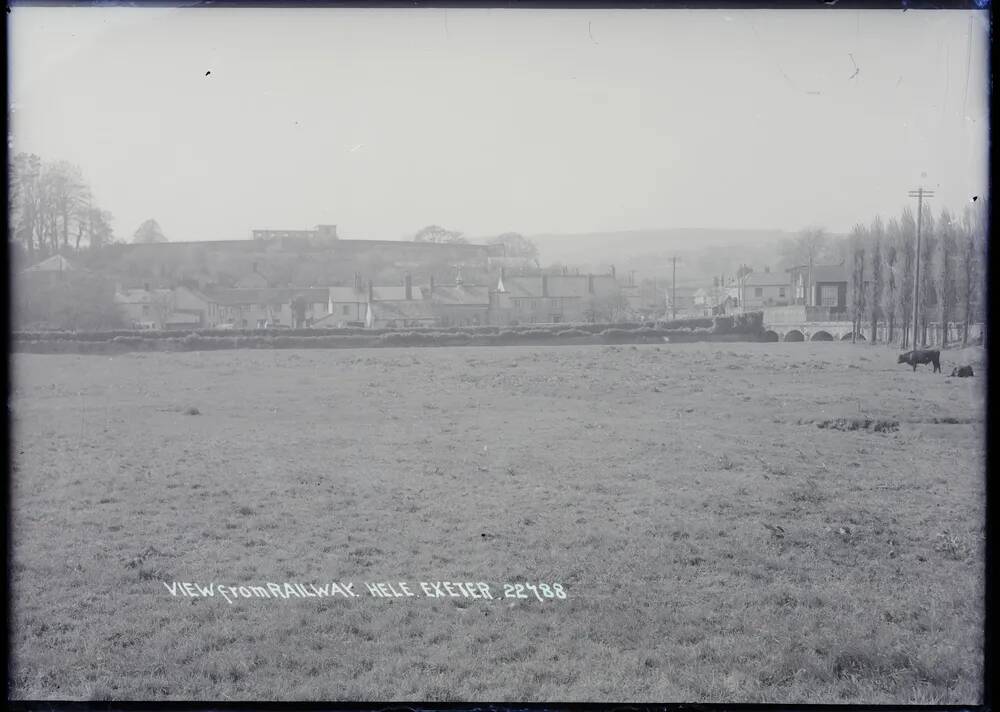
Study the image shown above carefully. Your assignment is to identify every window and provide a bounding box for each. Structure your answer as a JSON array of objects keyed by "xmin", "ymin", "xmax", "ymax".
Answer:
[
  {"xmin": 342, "ymin": 305, "xmax": 350, "ymax": 315},
  {"xmin": 795, "ymin": 275, "xmax": 804, "ymax": 300},
  {"xmin": 779, "ymin": 287, "xmax": 786, "ymax": 298},
  {"xmin": 142, "ymin": 305, "xmax": 150, "ymax": 315},
  {"xmin": 820, "ymin": 285, "xmax": 839, "ymax": 307},
  {"xmin": 754, "ymin": 288, "xmax": 763, "ymax": 297}
]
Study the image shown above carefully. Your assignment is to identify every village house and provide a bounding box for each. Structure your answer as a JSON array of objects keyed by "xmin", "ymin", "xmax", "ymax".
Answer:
[
  {"xmin": 310, "ymin": 273, "xmax": 369, "ymax": 327},
  {"xmin": 425, "ymin": 272, "xmax": 491, "ymax": 327},
  {"xmin": 740, "ymin": 268, "xmax": 791, "ymax": 309},
  {"xmin": 493, "ymin": 271, "xmax": 619, "ymax": 324},
  {"xmin": 22, "ymin": 254, "xmax": 78, "ymax": 281},
  {"xmin": 364, "ymin": 275, "xmax": 437, "ymax": 329},
  {"xmin": 114, "ymin": 284, "xmax": 174, "ymax": 329},
  {"xmin": 206, "ymin": 287, "xmax": 329, "ymax": 328},
  {"xmin": 787, "ymin": 263, "xmax": 849, "ymax": 309}
]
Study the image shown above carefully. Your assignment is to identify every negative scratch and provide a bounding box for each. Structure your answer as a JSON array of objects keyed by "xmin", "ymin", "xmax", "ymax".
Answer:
[
  {"xmin": 588, "ymin": 21, "xmax": 598, "ymax": 45},
  {"xmin": 848, "ymin": 54, "xmax": 859, "ymax": 80}
]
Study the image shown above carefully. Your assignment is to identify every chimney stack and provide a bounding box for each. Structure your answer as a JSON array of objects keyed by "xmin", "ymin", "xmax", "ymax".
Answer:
[
  {"xmin": 368, "ymin": 280, "xmax": 374, "ymax": 304},
  {"xmin": 611, "ymin": 265, "xmax": 616, "ymax": 280},
  {"xmin": 405, "ymin": 273, "xmax": 412, "ymax": 300},
  {"xmin": 542, "ymin": 274, "xmax": 549, "ymax": 297}
]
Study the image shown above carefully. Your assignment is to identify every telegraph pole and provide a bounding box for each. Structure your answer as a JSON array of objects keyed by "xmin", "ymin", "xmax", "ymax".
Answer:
[
  {"xmin": 671, "ymin": 256, "xmax": 678, "ymax": 320},
  {"xmin": 908, "ymin": 187, "xmax": 934, "ymax": 350}
]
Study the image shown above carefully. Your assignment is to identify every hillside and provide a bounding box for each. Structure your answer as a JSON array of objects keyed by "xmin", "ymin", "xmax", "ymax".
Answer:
[{"xmin": 524, "ymin": 228, "xmax": 845, "ymax": 286}]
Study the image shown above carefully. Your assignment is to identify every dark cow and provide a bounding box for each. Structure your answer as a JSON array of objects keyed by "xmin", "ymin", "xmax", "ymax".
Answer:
[
  {"xmin": 950, "ymin": 365, "xmax": 974, "ymax": 378},
  {"xmin": 898, "ymin": 349, "xmax": 941, "ymax": 373}
]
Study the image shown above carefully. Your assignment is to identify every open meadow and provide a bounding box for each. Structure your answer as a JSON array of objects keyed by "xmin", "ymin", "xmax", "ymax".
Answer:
[{"xmin": 8, "ymin": 342, "xmax": 986, "ymax": 703}]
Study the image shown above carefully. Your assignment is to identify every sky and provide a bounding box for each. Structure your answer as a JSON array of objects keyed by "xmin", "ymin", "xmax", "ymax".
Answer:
[{"xmin": 8, "ymin": 7, "xmax": 990, "ymax": 244}]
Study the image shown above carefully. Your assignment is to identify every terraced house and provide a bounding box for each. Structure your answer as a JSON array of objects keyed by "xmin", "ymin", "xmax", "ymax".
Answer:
[
  {"xmin": 426, "ymin": 274, "xmax": 491, "ymax": 327},
  {"xmin": 206, "ymin": 287, "xmax": 330, "ymax": 328},
  {"xmin": 363, "ymin": 275, "xmax": 436, "ymax": 329},
  {"xmin": 493, "ymin": 271, "xmax": 620, "ymax": 324}
]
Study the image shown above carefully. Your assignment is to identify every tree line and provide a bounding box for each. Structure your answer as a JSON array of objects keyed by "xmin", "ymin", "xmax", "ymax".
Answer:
[
  {"xmin": 846, "ymin": 199, "xmax": 988, "ymax": 348},
  {"xmin": 9, "ymin": 152, "xmax": 172, "ymax": 266},
  {"xmin": 9, "ymin": 153, "xmax": 116, "ymax": 260}
]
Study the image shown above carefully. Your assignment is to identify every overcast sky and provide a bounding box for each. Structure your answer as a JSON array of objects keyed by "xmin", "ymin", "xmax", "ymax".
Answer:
[{"xmin": 8, "ymin": 7, "xmax": 990, "ymax": 243}]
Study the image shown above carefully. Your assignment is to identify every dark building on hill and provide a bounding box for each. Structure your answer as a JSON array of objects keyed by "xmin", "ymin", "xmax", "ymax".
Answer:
[{"xmin": 252, "ymin": 224, "xmax": 339, "ymax": 243}]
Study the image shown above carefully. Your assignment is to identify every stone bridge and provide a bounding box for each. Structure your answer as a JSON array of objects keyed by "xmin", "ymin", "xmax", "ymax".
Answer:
[{"xmin": 761, "ymin": 306, "xmax": 865, "ymax": 343}]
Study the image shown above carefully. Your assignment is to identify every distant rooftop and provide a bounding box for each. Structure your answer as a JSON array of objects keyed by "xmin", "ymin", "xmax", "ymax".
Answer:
[{"xmin": 23, "ymin": 254, "xmax": 77, "ymax": 273}]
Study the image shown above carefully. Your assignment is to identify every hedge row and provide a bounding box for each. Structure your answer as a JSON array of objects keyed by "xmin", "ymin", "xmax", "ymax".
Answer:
[
  {"xmin": 14, "ymin": 313, "xmax": 759, "ymax": 342},
  {"xmin": 14, "ymin": 321, "xmax": 767, "ymax": 354}
]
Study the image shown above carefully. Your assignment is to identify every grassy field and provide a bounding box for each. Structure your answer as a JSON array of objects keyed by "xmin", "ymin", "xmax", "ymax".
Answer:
[{"xmin": 8, "ymin": 342, "xmax": 985, "ymax": 702}]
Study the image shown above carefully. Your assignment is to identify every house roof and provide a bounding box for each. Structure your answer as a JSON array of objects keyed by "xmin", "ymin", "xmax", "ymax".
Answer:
[
  {"xmin": 114, "ymin": 288, "xmax": 173, "ymax": 304},
  {"xmin": 175, "ymin": 285, "xmax": 213, "ymax": 303},
  {"xmin": 743, "ymin": 271, "xmax": 788, "ymax": 287},
  {"xmin": 23, "ymin": 254, "xmax": 77, "ymax": 272},
  {"xmin": 371, "ymin": 285, "xmax": 420, "ymax": 301},
  {"xmin": 368, "ymin": 300, "xmax": 436, "ymax": 322},
  {"xmin": 328, "ymin": 286, "xmax": 368, "ymax": 303},
  {"xmin": 428, "ymin": 284, "xmax": 490, "ymax": 306},
  {"xmin": 206, "ymin": 287, "xmax": 329, "ymax": 306},
  {"xmin": 787, "ymin": 263, "xmax": 848, "ymax": 283},
  {"xmin": 234, "ymin": 272, "xmax": 271, "ymax": 288},
  {"xmin": 499, "ymin": 274, "xmax": 618, "ymax": 299}
]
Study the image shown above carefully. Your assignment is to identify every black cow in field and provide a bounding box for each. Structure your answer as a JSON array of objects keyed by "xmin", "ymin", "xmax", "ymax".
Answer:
[
  {"xmin": 950, "ymin": 365, "xmax": 975, "ymax": 378},
  {"xmin": 898, "ymin": 349, "xmax": 941, "ymax": 373}
]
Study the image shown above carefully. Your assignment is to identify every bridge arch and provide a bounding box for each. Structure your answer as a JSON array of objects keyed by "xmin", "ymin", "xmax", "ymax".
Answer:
[
  {"xmin": 763, "ymin": 330, "xmax": 780, "ymax": 342},
  {"xmin": 811, "ymin": 330, "xmax": 834, "ymax": 341},
  {"xmin": 784, "ymin": 329, "xmax": 805, "ymax": 342},
  {"xmin": 841, "ymin": 332, "xmax": 866, "ymax": 341}
]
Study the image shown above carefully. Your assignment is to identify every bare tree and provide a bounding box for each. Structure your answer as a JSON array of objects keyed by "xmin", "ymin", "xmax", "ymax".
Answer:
[
  {"xmin": 781, "ymin": 227, "xmax": 829, "ymax": 306},
  {"xmin": 880, "ymin": 218, "xmax": 901, "ymax": 345},
  {"xmin": 848, "ymin": 224, "xmax": 866, "ymax": 342},
  {"xmin": 897, "ymin": 208, "xmax": 917, "ymax": 348},
  {"xmin": 41, "ymin": 160, "xmax": 89, "ymax": 250},
  {"xmin": 959, "ymin": 201, "xmax": 987, "ymax": 345},
  {"xmin": 867, "ymin": 215, "xmax": 884, "ymax": 342},
  {"xmin": 10, "ymin": 153, "xmax": 43, "ymax": 258},
  {"xmin": 917, "ymin": 203, "xmax": 937, "ymax": 346},
  {"xmin": 934, "ymin": 209, "xmax": 958, "ymax": 348},
  {"xmin": 489, "ymin": 232, "xmax": 539, "ymax": 259}
]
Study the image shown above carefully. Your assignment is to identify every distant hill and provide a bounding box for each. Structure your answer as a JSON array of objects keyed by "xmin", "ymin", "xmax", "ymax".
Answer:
[{"xmin": 521, "ymin": 228, "xmax": 800, "ymax": 286}]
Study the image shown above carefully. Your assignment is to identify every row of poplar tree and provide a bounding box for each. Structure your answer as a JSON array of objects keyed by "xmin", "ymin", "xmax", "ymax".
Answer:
[{"xmin": 846, "ymin": 198, "xmax": 988, "ymax": 348}]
